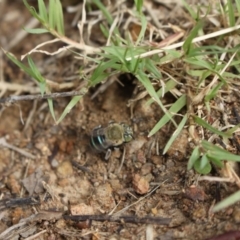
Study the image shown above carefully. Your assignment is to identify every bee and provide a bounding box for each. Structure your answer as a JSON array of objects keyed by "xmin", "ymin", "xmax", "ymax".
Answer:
[{"xmin": 90, "ymin": 122, "xmax": 133, "ymax": 159}]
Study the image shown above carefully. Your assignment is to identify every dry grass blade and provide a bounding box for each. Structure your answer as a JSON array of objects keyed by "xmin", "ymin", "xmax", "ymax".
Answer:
[
  {"xmin": 0, "ymin": 137, "xmax": 36, "ymax": 159},
  {"xmin": 24, "ymin": 230, "xmax": 47, "ymax": 240},
  {"xmin": 126, "ymin": 24, "xmax": 240, "ymax": 60}
]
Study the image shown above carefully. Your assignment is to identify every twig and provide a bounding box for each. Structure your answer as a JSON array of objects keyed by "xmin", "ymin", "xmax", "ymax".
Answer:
[
  {"xmin": 0, "ymin": 137, "xmax": 36, "ymax": 159},
  {"xmin": 0, "ymin": 197, "xmax": 40, "ymax": 211},
  {"xmin": 24, "ymin": 230, "xmax": 47, "ymax": 240},
  {"xmin": 23, "ymin": 100, "xmax": 37, "ymax": 132},
  {"xmin": 63, "ymin": 214, "xmax": 171, "ymax": 225},
  {"xmin": 117, "ymin": 146, "xmax": 126, "ymax": 174},
  {"xmin": 198, "ymin": 176, "xmax": 233, "ymax": 183},
  {"xmin": 71, "ymin": 160, "xmax": 91, "ymax": 173},
  {"xmin": 0, "ymin": 221, "xmax": 27, "ymax": 239},
  {"xmin": 0, "ymin": 89, "xmax": 88, "ymax": 104},
  {"xmin": 0, "ymin": 82, "xmax": 39, "ymax": 95}
]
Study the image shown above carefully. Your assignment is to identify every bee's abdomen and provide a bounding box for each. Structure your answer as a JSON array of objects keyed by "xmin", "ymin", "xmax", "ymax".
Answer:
[
  {"xmin": 90, "ymin": 123, "xmax": 133, "ymax": 153},
  {"xmin": 90, "ymin": 128, "xmax": 109, "ymax": 152}
]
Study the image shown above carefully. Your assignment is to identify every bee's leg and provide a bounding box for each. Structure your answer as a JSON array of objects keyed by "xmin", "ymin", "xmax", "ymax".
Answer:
[
  {"xmin": 105, "ymin": 149, "xmax": 112, "ymax": 160},
  {"xmin": 108, "ymin": 120, "xmax": 115, "ymax": 125},
  {"xmin": 93, "ymin": 125, "xmax": 102, "ymax": 130}
]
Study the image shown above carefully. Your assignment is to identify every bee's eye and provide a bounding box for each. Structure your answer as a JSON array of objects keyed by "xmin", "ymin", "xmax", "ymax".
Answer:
[{"xmin": 124, "ymin": 133, "xmax": 133, "ymax": 142}]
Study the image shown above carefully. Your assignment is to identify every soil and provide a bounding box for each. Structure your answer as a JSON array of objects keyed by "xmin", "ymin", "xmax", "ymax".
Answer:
[{"xmin": 1, "ymin": 1, "xmax": 240, "ymax": 240}]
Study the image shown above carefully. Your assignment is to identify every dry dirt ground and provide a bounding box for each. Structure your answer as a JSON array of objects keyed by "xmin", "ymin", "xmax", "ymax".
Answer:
[{"xmin": 1, "ymin": 1, "xmax": 240, "ymax": 240}]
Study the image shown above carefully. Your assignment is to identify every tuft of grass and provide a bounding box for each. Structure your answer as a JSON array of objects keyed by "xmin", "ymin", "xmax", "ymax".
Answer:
[{"xmin": 23, "ymin": 0, "xmax": 65, "ymax": 35}]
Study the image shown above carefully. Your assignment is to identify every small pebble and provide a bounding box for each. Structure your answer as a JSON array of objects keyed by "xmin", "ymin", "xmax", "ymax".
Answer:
[
  {"xmin": 94, "ymin": 183, "xmax": 115, "ymax": 208},
  {"xmin": 56, "ymin": 161, "xmax": 73, "ymax": 178},
  {"xmin": 183, "ymin": 185, "xmax": 206, "ymax": 201},
  {"xmin": 128, "ymin": 137, "xmax": 146, "ymax": 155},
  {"xmin": 166, "ymin": 129, "xmax": 188, "ymax": 161},
  {"xmin": 136, "ymin": 149, "xmax": 146, "ymax": 163},
  {"xmin": 71, "ymin": 203, "xmax": 94, "ymax": 215},
  {"xmin": 141, "ymin": 163, "xmax": 152, "ymax": 175},
  {"xmin": 51, "ymin": 158, "xmax": 59, "ymax": 168},
  {"xmin": 191, "ymin": 204, "xmax": 207, "ymax": 220},
  {"xmin": 132, "ymin": 173, "xmax": 149, "ymax": 195},
  {"xmin": 168, "ymin": 209, "xmax": 186, "ymax": 227},
  {"xmin": 151, "ymin": 155, "xmax": 162, "ymax": 165}
]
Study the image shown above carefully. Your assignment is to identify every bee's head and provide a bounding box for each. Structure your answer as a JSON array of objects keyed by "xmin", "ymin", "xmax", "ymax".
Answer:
[{"xmin": 121, "ymin": 124, "xmax": 133, "ymax": 143}]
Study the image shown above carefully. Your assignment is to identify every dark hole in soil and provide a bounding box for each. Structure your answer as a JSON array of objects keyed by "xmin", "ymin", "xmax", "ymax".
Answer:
[{"xmin": 117, "ymin": 73, "xmax": 136, "ymax": 99}]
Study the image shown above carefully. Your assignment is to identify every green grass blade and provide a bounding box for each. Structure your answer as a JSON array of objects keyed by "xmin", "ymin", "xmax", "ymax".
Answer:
[
  {"xmin": 136, "ymin": 72, "xmax": 160, "ymax": 103},
  {"xmin": 136, "ymin": 72, "xmax": 178, "ymax": 131},
  {"xmin": 47, "ymin": 98, "xmax": 56, "ymax": 122},
  {"xmin": 227, "ymin": 0, "xmax": 235, "ymax": 27},
  {"xmin": 39, "ymin": 82, "xmax": 46, "ymax": 96},
  {"xmin": 202, "ymin": 140, "xmax": 240, "ymax": 161},
  {"xmin": 207, "ymin": 150, "xmax": 240, "ymax": 162},
  {"xmin": 208, "ymin": 156, "xmax": 223, "ymax": 168},
  {"xmin": 90, "ymin": 59, "xmax": 120, "ymax": 86},
  {"xmin": 55, "ymin": 0, "xmax": 64, "ymax": 35},
  {"xmin": 193, "ymin": 116, "xmax": 231, "ymax": 138},
  {"xmin": 205, "ymin": 82, "xmax": 224, "ymax": 102},
  {"xmin": 27, "ymin": 56, "xmax": 45, "ymax": 83},
  {"xmin": 103, "ymin": 46, "xmax": 146, "ymax": 59},
  {"xmin": 146, "ymin": 79, "xmax": 178, "ymax": 105},
  {"xmin": 200, "ymin": 153, "xmax": 209, "ymax": 169},
  {"xmin": 213, "ymin": 190, "xmax": 240, "ymax": 212},
  {"xmin": 99, "ymin": 23, "xmax": 110, "ymax": 39},
  {"xmin": 23, "ymin": 0, "xmax": 44, "ymax": 23},
  {"xmin": 188, "ymin": 45, "xmax": 239, "ymax": 56},
  {"xmin": 223, "ymin": 71, "xmax": 240, "ymax": 79},
  {"xmin": 182, "ymin": 0, "xmax": 198, "ymax": 19},
  {"xmin": 102, "ymin": 46, "xmax": 126, "ymax": 64},
  {"xmin": 91, "ymin": 0, "xmax": 121, "ymax": 37},
  {"xmin": 128, "ymin": 47, "xmax": 141, "ymax": 73},
  {"xmin": 134, "ymin": 0, "xmax": 143, "ymax": 13},
  {"xmin": 145, "ymin": 58, "xmax": 162, "ymax": 79},
  {"xmin": 187, "ymin": 146, "xmax": 201, "ymax": 170},
  {"xmin": 56, "ymin": 95, "xmax": 83, "ymax": 124},
  {"xmin": 148, "ymin": 94, "xmax": 187, "ymax": 137},
  {"xmin": 159, "ymin": 49, "xmax": 182, "ymax": 63},
  {"xmin": 184, "ymin": 57, "xmax": 216, "ymax": 69},
  {"xmin": 135, "ymin": 13, "xmax": 147, "ymax": 45},
  {"xmin": 91, "ymin": 0, "xmax": 113, "ymax": 24},
  {"xmin": 90, "ymin": 72, "xmax": 111, "ymax": 86},
  {"xmin": 236, "ymin": 0, "xmax": 240, "ymax": 14},
  {"xmin": 225, "ymin": 123, "xmax": 240, "ymax": 135},
  {"xmin": 38, "ymin": 0, "xmax": 48, "ymax": 22},
  {"xmin": 24, "ymin": 28, "xmax": 49, "ymax": 34},
  {"xmin": 5, "ymin": 52, "xmax": 32, "ymax": 76},
  {"xmin": 4, "ymin": 52, "xmax": 46, "ymax": 86},
  {"xmin": 5, "ymin": 52, "xmax": 47, "ymax": 95},
  {"xmin": 183, "ymin": 20, "xmax": 203, "ymax": 54},
  {"xmin": 187, "ymin": 69, "xmax": 211, "ymax": 78},
  {"xmin": 49, "ymin": 0, "xmax": 56, "ymax": 30},
  {"xmin": 163, "ymin": 114, "xmax": 188, "ymax": 154}
]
